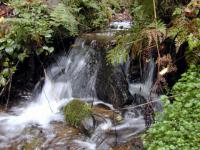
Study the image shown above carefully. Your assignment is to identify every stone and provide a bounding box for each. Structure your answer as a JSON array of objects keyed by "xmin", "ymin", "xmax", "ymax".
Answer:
[{"xmin": 63, "ymin": 99, "xmax": 92, "ymax": 128}]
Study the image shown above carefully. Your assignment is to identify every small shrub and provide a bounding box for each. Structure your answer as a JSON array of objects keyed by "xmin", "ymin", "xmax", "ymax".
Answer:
[
  {"xmin": 143, "ymin": 65, "xmax": 200, "ymax": 150},
  {"xmin": 63, "ymin": 99, "xmax": 92, "ymax": 128}
]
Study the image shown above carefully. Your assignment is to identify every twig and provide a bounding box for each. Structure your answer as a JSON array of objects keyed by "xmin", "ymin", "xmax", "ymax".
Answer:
[
  {"xmin": 0, "ymin": 61, "xmax": 19, "ymax": 98},
  {"xmin": 0, "ymin": 76, "xmax": 11, "ymax": 97},
  {"xmin": 151, "ymin": 0, "xmax": 162, "ymax": 94},
  {"xmin": 5, "ymin": 75, "xmax": 12, "ymax": 109},
  {"xmin": 119, "ymin": 99, "xmax": 160, "ymax": 111},
  {"xmin": 43, "ymin": 70, "xmax": 55, "ymax": 113}
]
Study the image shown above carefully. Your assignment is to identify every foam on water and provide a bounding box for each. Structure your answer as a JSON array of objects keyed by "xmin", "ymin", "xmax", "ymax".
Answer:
[
  {"xmin": 74, "ymin": 58, "xmax": 161, "ymax": 150},
  {"xmin": 0, "ymin": 33, "xmax": 161, "ymax": 149},
  {"xmin": 109, "ymin": 21, "xmax": 132, "ymax": 30},
  {"xmin": 0, "ymin": 38, "xmax": 99, "ymax": 144}
]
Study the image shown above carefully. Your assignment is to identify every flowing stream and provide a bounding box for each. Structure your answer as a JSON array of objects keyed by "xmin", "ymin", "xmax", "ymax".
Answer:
[{"xmin": 0, "ymin": 24, "xmax": 161, "ymax": 150}]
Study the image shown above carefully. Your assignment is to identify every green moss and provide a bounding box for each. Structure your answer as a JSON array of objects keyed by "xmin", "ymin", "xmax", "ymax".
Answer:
[{"xmin": 63, "ymin": 99, "xmax": 92, "ymax": 128}]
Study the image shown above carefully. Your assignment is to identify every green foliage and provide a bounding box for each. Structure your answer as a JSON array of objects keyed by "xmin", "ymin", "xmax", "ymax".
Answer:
[
  {"xmin": 63, "ymin": 0, "xmax": 119, "ymax": 30},
  {"xmin": 50, "ymin": 3, "xmax": 78, "ymax": 36},
  {"xmin": 107, "ymin": 0, "xmax": 199, "ymax": 66},
  {"xmin": 106, "ymin": 0, "xmax": 151, "ymax": 65},
  {"xmin": 0, "ymin": 0, "xmax": 56, "ymax": 88},
  {"xmin": 106, "ymin": 34, "xmax": 132, "ymax": 65},
  {"xmin": 147, "ymin": 20, "xmax": 166, "ymax": 34},
  {"xmin": 168, "ymin": 15, "xmax": 199, "ymax": 51},
  {"xmin": 0, "ymin": 0, "xmax": 9, "ymax": 3},
  {"xmin": 0, "ymin": 0, "xmax": 119, "ymax": 89},
  {"xmin": 63, "ymin": 99, "xmax": 92, "ymax": 128},
  {"xmin": 167, "ymin": 1, "xmax": 200, "ymax": 64},
  {"xmin": 132, "ymin": 0, "xmax": 154, "ymax": 20},
  {"xmin": 106, "ymin": 0, "xmax": 167, "ymax": 65},
  {"xmin": 143, "ymin": 65, "xmax": 200, "ymax": 150}
]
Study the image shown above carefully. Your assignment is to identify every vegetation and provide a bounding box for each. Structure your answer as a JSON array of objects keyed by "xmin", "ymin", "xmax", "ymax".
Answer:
[
  {"xmin": 63, "ymin": 99, "xmax": 92, "ymax": 128},
  {"xmin": 0, "ymin": 0, "xmax": 120, "ymax": 97},
  {"xmin": 0, "ymin": 0, "xmax": 200, "ymax": 149},
  {"xmin": 106, "ymin": 0, "xmax": 200, "ymax": 149},
  {"xmin": 106, "ymin": 0, "xmax": 200, "ymax": 65},
  {"xmin": 107, "ymin": 0, "xmax": 164, "ymax": 64},
  {"xmin": 168, "ymin": 1, "xmax": 200, "ymax": 64},
  {"xmin": 62, "ymin": 0, "xmax": 121, "ymax": 30},
  {"xmin": 0, "ymin": 0, "xmax": 74, "ymax": 90},
  {"xmin": 143, "ymin": 65, "xmax": 200, "ymax": 149}
]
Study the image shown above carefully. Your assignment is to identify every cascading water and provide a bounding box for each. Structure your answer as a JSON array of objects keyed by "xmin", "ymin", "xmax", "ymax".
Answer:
[
  {"xmin": 129, "ymin": 58, "xmax": 157, "ymax": 100},
  {"xmin": 74, "ymin": 58, "xmax": 161, "ymax": 150},
  {"xmin": 0, "ymin": 31, "xmax": 161, "ymax": 149},
  {"xmin": 0, "ymin": 38, "xmax": 100, "ymax": 148}
]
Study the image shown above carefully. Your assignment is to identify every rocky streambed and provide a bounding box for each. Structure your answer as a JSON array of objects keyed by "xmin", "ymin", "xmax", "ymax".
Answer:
[{"xmin": 0, "ymin": 23, "xmax": 160, "ymax": 150}]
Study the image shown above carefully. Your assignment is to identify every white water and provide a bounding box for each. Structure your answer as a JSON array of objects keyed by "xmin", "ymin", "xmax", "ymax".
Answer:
[
  {"xmin": 0, "ymin": 38, "xmax": 100, "ymax": 147},
  {"xmin": 109, "ymin": 21, "xmax": 132, "ymax": 30},
  {"xmin": 74, "ymin": 59, "xmax": 161, "ymax": 150},
  {"xmin": 0, "ymin": 33, "xmax": 161, "ymax": 149},
  {"xmin": 129, "ymin": 58, "xmax": 156, "ymax": 99}
]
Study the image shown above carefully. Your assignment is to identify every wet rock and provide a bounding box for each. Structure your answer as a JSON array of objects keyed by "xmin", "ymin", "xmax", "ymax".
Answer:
[
  {"xmin": 128, "ymin": 59, "xmax": 141, "ymax": 83},
  {"xmin": 93, "ymin": 105, "xmax": 114, "ymax": 118},
  {"xmin": 80, "ymin": 117, "xmax": 95, "ymax": 136},
  {"xmin": 133, "ymin": 94, "xmax": 147, "ymax": 105},
  {"xmin": 80, "ymin": 33, "xmax": 134, "ymax": 108},
  {"xmin": 80, "ymin": 103, "xmax": 122, "ymax": 137},
  {"xmin": 111, "ymin": 138, "xmax": 145, "ymax": 150},
  {"xmin": 95, "ymin": 59, "xmax": 134, "ymax": 108}
]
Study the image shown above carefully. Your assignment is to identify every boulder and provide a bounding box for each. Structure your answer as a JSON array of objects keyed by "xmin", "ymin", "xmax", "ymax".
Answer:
[
  {"xmin": 63, "ymin": 99, "xmax": 92, "ymax": 128},
  {"xmin": 95, "ymin": 47, "xmax": 134, "ymax": 108}
]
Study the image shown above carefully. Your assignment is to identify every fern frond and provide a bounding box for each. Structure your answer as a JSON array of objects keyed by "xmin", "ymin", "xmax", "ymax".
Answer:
[
  {"xmin": 106, "ymin": 46, "xmax": 128, "ymax": 65},
  {"xmin": 106, "ymin": 35, "xmax": 132, "ymax": 65},
  {"xmin": 144, "ymin": 20, "xmax": 166, "ymax": 46},
  {"xmin": 50, "ymin": 3, "xmax": 78, "ymax": 36}
]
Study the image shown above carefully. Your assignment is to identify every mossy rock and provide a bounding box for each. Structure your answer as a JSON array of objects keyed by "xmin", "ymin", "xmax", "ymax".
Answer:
[{"xmin": 63, "ymin": 99, "xmax": 92, "ymax": 128}]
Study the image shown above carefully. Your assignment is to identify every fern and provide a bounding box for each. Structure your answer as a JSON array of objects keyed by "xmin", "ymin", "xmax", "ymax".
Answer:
[
  {"xmin": 106, "ymin": 45, "xmax": 129, "ymax": 65},
  {"xmin": 167, "ymin": 2, "xmax": 200, "ymax": 65},
  {"xmin": 63, "ymin": 0, "xmax": 118, "ymax": 30},
  {"xmin": 0, "ymin": 0, "xmax": 121, "ymax": 91},
  {"xmin": 106, "ymin": 0, "xmax": 152, "ymax": 65},
  {"xmin": 147, "ymin": 20, "xmax": 166, "ymax": 34},
  {"xmin": 50, "ymin": 3, "xmax": 78, "ymax": 36}
]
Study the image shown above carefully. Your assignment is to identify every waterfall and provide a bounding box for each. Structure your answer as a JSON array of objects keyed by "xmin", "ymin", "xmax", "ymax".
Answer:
[
  {"xmin": 129, "ymin": 58, "xmax": 156, "ymax": 100},
  {"xmin": 74, "ymin": 55, "xmax": 161, "ymax": 150},
  {"xmin": 0, "ymin": 38, "xmax": 100, "ymax": 147},
  {"xmin": 0, "ymin": 32, "xmax": 161, "ymax": 149}
]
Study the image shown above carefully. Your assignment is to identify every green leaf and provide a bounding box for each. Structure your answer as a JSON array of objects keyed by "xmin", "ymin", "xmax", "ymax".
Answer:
[
  {"xmin": 0, "ymin": 38, "xmax": 6, "ymax": 43},
  {"xmin": 173, "ymin": 8, "xmax": 183, "ymax": 16},
  {"xmin": 5, "ymin": 47, "xmax": 14, "ymax": 55},
  {"xmin": 2, "ymin": 68, "xmax": 9, "ymax": 78},
  {"xmin": 42, "ymin": 46, "xmax": 54, "ymax": 53},
  {"xmin": 0, "ymin": 77, "xmax": 6, "ymax": 87},
  {"xmin": 3, "ymin": 62, "xmax": 9, "ymax": 67},
  {"xmin": 18, "ymin": 52, "xmax": 27, "ymax": 62},
  {"xmin": 0, "ymin": 46, "xmax": 5, "ymax": 50},
  {"xmin": 143, "ymin": 65, "xmax": 200, "ymax": 149}
]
